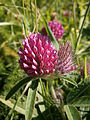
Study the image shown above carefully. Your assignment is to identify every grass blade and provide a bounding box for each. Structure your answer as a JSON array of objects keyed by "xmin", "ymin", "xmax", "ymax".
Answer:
[
  {"xmin": 30, "ymin": 0, "xmax": 34, "ymax": 31},
  {"xmin": 22, "ymin": 0, "xmax": 28, "ymax": 36},
  {"xmin": 76, "ymin": 2, "xmax": 90, "ymax": 51},
  {"xmin": 40, "ymin": 11, "xmax": 59, "ymax": 51}
]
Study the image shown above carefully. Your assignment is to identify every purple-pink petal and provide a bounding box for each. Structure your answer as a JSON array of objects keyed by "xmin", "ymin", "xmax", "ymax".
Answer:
[
  {"xmin": 56, "ymin": 42, "xmax": 78, "ymax": 74},
  {"xmin": 42, "ymin": 21, "xmax": 64, "ymax": 40},
  {"xmin": 19, "ymin": 32, "xmax": 58, "ymax": 76}
]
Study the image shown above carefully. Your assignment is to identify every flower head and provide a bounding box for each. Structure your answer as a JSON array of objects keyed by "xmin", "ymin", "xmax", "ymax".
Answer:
[
  {"xmin": 19, "ymin": 32, "xmax": 57, "ymax": 76},
  {"xmin": 63, "ymin": 10, "xmax": 68, "ymax": 16},
  {"xmin": 56, "ymin": 42, "xmax": 78, "ymax": 75},
  {"xmin": 42, "ymin": 21, "xmax": 64, "ymax": 40},
  {"xmin": 63, "ymin": 10, "xmax": 72, "ymax": 16}
]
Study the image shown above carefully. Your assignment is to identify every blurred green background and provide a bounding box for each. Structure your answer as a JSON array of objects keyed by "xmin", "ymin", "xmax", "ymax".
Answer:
[{"xmin": 0, "ymin": 0, "xmax": 90, "ymax": 120}]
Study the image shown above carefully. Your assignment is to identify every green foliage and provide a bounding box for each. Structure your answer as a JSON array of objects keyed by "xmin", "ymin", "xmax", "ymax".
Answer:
[
  {"xmin": 40, "ymin": 11, "xmax": 59, "ymax": 50},
  {"xmin": 64, "ymin": 105, "xmax": 81, "ymax": 120},
  {"xmin": 66, "ymin": 77, "xmax": 90, "ymax": 104},
  {"xmin": 25, "ymin": 80, "xmax": 39, "ymax": 120},
  {"xmin": 0, "ymin": 0, "xmax": 90, "ymax": 120},
  {"xmin": 5, "ymin": 76, "xmax": 37, "ymax": 100},
  {"xmin": 33, "ymin": 105, "xmax": 62, "ymax": 120},
  {"xmin": 71, "ymin": 96, "xmax": 90, "ymax": 107}
]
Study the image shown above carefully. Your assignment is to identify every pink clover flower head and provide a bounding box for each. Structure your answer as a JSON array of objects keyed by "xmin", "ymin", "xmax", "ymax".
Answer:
[
  {"xmin": 56, "ymin": 42, "xmax": 78, "ymax": 75},
  {"xmin": 19, "ymin": 32, "xmax": 57, "ymax": 76},
  {"xmin": 42, "ymin": 21, "xmax": 64, "ymax": 40},
  {"xmin": 63, "ymin": 10, "xmax": 68, "ymax": 16}
]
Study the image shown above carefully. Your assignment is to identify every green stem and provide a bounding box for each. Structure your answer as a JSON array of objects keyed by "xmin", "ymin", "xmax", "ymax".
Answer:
[
  {"xmin": 48, "ymin": 80, "xmax": 66, "ymax": 120},
  {"xmin": 59, "ymin": 101, "xmax": 66, "ymax": 120},
  {"xmin": 22, "ymin": 0, "xmax": 27, "ymax": 36},
  {"xmin": 48, "ymin": 80, "xmax": 57, "ymax": 101},
  {"xmin": 85, "ymin": 56, "xmax": 87, "ymax": 79},
  {"xmin": 76, "ymin": 2, "xmax": 90, "ymax": 50},
  {"xmin": 35, "ymin": 0, "xmax": 38, "ymax": 32},
  {"xmin": 73, "ymin": 1, "xmax": 77, "ymax": 50},
  {"xmin": 30, "ymin": 0, "xmax": 34, "ymax": 31}
]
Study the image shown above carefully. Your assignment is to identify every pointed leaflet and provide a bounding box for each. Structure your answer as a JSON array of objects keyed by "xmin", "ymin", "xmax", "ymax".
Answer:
[
  {"xmin": 66, "ymin": 77, "xmax": 90, "ymax": 103},
  {"xmin": 71, "ymin": 96, "xmax": 90, "ymax": 107},
  {"xmin": 76, "ymin": 3, "xmax": 90, "ymax": 51},
  {"xmin": 5, "ymin": 77, "xmax": 38, "ymax": 100},
  {"xmin": 64, "ymin": 105, "xmax": 81, "ymax": 120},
  {"xmin": 61, "ymin": 76, "xmax": 77, "ymax": 87},
  {"xmin": 0, "ymin": 96, "xmax": 25, "ymax": 115},
  {"xmin": 40, "ymin": 11, "xmax": 59, "ymax": 51},
  {"xmin": 25, "ymin": 80, "xmax": 38, "ymax": 120}
]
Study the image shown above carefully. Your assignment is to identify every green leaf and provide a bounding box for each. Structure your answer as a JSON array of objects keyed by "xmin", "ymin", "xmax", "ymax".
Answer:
[
  {"xmin": 0, "ymin": 96, "xmax": 25, "ymax": 115},
  {"xmin": 71, "ymin": 96, "xmax": 90, "ymax": 107},
  {"xmin": 61, "ymin": 76, "xmax": 78, "ymax": 87},
  {"xmin": 64, "ymin": 105, "xmax": 81, "ymax": 120},
  {"xmin": 40, "ymin": 11, "xmax": 59, "ymax": 51},
  {"xmin": 0, "ymin": 22, "xmax": 14, "ymax": 26},
  {"xmin": 5, "ymin": 77, "xmax": 37, "ymax": 100},
  {"xmin": 25, "ymin": 80, "xmax": 39, "ymax": 120},
  {"xmin": 66, "ymin": 77, "xmax": 90, "ymax": 103},
  {"xmin": 36, "ymin": 81, "xmax": 45, "ymax": 112},
  {"xmin": 76, "ymin": 2, "xmax": 90, "ymax": 51}
]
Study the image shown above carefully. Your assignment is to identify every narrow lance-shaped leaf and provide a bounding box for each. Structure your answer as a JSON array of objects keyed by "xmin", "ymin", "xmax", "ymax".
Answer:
[
  {"xmin": 40, "ymin": 11, "xmax": 59, "ymax": 51},
  {"xmin": 64, "ymin": 105, "xmax": 81, "ymax": 120},
  {"xmin": 66, "ymin": 77, "xmax": 90, "ymax": 103},
  {"xmin": 25, "ymin": 80, "xmax": 39, "ymax": 120},
  {"xmin": 5, "ymin": 77, "xmax": 38, "ymax": 100},
  {"xmin": 76, "ymin": 3, "xmax": 90, "ymax": 51},
  {"xmin": 61, "ymin": 76, "xmax": 77, "ymax": 87},
  {"xmin": 0, "ymin": 96, "xmax": 25, "ymax": 115},
  {"xmin": 36, "ymin": 81, "xmax": 45, "ymax": 112},
  {"xmin": 71, "ymin": 96, "xmax": 90, "ymax": 107}
]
